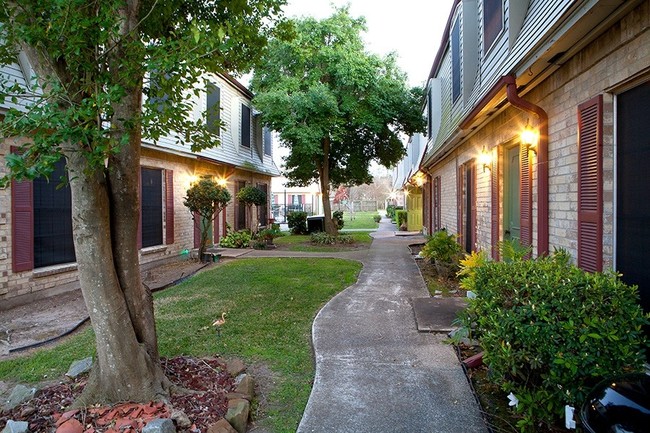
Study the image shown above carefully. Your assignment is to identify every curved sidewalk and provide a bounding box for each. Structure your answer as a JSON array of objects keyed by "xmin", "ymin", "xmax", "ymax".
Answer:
[{"xmin": 297, "ymin": 219, "xmax": 487, "ymax": 433}]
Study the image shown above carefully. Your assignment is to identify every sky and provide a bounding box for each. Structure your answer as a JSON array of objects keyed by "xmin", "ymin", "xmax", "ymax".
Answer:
[{"xmin": 281, "ymin": 0, "xmax": 455, "ymax": 88}]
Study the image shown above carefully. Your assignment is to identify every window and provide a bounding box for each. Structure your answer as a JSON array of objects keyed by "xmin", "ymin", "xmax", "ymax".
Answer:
[
  {"xmin": 263, "ymin": 127, "xmax": 272, "ymax": 156},
  {"xmin": 483, "ymin": 0, "xmax": 503, "ymax": 53},
  {"xmin": 207, "ymin": 82, "xmax": 221, "ymax": 135},
  {"xmin": 451, "ymin": 15, "xmax": 461, "ymax": 102},
  {"xmin": 33, "ymin": 158, "xmax": 75, "ymax": 268},
  {"xmin": 147, "ymin": 70, "xmax": 170, "ymax": 113},
  {"xmin": 241, "ymin": 104, "xmax": 251, "ymax": 148},
  {"xmin": 141, "ymin": 168, "xmax": 163, "ymax": 248}
]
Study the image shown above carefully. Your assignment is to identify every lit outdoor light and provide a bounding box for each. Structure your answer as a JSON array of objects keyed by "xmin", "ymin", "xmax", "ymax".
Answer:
[
  {"xmin": 216, "ymin": 177, "xmax": 228, "ymax": 187},
  {"xmin": 521, "ymin": 119, "xmax": 539, "ymax": 154},
  {"xmin": 478, "ymin": 145, "xmax": 492, "ymax": 173}
]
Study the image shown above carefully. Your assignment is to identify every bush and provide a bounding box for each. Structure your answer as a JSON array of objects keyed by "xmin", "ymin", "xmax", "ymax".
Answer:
[
  {"xmin": 332, "ymin": 210, "xmax": 344, "ymax": 230},
  {"xmin": 310, "ymin": 232, "xmax": 353, "ymax": 245},
  {"xmin": 395, "ymin": 210, "xmax": 408, "ymax": 228},
  {"xmin": 372, "ymin": 214, "xmax": 381, "ymax": 223},
  {"xmin": 287, "ymin": 211, "xmax": 308, "ymax": 235},
  {"xmin": 421, "ymin": 229, "xmax": 463, "ymax": 277},
  {"xmin": 219, "ymin": 230, "xmax": 251, "ymax": 248},
  {"xmin": 461, "ymin": 251, "xmax": 649, "ymax": 431},
  {"xmin": 386, "ymin": 205, "xmax": 402, "ymax": 220}
]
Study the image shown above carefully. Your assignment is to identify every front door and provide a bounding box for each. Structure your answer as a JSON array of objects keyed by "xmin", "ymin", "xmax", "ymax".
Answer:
[
  {"xmin": 504, "ymin": 146, "xmax": 521, "ymax": 241},
  {"xmin": 617, "ymin": 81, "xmax": 650, "ymax": 314}
]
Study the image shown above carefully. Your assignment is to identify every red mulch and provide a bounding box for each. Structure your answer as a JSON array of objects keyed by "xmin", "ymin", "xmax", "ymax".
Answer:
[{"xmin": 0, "ymin": 356, "xmax": 236, "ymax": 433}]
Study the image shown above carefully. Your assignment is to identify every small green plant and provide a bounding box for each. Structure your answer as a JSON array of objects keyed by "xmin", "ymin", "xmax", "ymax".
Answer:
[
  {"xmin": 421, "ymin": 229, "xmax": 463, "ymax": 277},
  {"xmin": 236, "ymin": 185, "xmax": 267, "ymax": 232},
  {"xmin": 457, "ymin": 250, "xmax": 489, "ymax": 292},
  {"xmin": 498, "ymin": 238, "xmax": 532, "ymax": 262},
  {"xmin": 372, "ymin": 214, "xmax": 381, "ymax": 223},
  {"xmin": 332, "ymin": 210, "xmax": 344, "ymax": 230},
  {"xmin": 461, "ymin": 251, "xmax": 649, "ymax": 432},
  {"xmin": 310, "ymin": 232, "xmax": 353, "ymax": 245},
  {"xmin": 287, "ymin": 211, "xmax": 308, "ymax": 235},
  {"xmin": 219, "ymin": 230, "xmax": 252, "ymax": 248},
  {"xmin": 396, "ymin": 210, "xmax": 408, "ymax": 228},
  {"xmin": 386, "ymin": 204, "xmax": 395, "ymax": 219},
  {"xmin": 183, "ymin": 179, "xmax": 232, "ymax": 258}
]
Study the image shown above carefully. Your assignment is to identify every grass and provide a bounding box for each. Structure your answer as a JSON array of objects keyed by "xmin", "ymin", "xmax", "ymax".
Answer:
[
  {"xmin": 273, "ymin": 232, "xmax": 373, "ymax": 252},
  {"xmin": 0, "ymin": 258, "xmax": 362, "ymax": 433},
  {"xmin": 335, "ymin": 210, "xmax": 380, "ymax": 230}
]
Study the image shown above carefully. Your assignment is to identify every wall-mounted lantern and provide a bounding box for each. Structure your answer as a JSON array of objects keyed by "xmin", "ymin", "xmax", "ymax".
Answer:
[
  {"xmin": 521, "ymin": 119, "xmax": 539, "ymax": 154},
  {"xmin": 478, "ymin": 145, "xmax": 492, "ymax": 173}
]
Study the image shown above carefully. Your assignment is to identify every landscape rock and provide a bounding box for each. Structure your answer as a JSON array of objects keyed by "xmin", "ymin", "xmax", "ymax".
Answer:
[
  {"xmin": 170, "ymin": 409, "xmax": 192, "ymax": 429},
  {"xmin": 143, "ymin": 418, "xmax": 176, "ymax": 433},
  {"xmin": 225, "ymin": 399, "xmax": 250, "ymax": 433},
  {"xmin": 206, "ymin": 418, "xmax": 238, "ymax": 433},
  {"xmin": 2, "ymin": 420, "xmax": 29, "ymax": 433},
  {"xmin": 3, "ymin": 384, "xmax": 36, "ymax": 412},
  {"xmin": 55, "ymin": 418, "xmax": 83, "ymax": 433},
  {"xmin": 233, "ymin": 374, "xmax": 254, "ymax": 399},
  {"xmin": 65, "ymin": 357, "xmax": 93, "ymax": 378},
  {"xmin": 226, "ymin": 359, "xmax": 246, "ymax": 377},
  {"xmin": 19, "ymin": 405, "xmax": 36, "ymax": 418}
]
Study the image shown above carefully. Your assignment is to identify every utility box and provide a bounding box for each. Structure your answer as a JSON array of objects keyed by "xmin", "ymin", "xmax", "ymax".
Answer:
[{"xmin": 307, "ymin": 215, "xmax": 325, "ymax": 233}]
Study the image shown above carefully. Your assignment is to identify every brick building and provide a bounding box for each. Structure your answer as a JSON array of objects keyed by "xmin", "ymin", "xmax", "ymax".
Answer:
[
  {"xmin": 397, "ymin": 0, "xmax": 650, "ymax": 312},
  {"xmin": 0, "ymin": 64, "xmax": 279, "ymax": 308}
]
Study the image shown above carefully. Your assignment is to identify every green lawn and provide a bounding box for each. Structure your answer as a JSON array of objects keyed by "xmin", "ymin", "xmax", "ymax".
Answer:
[
  {"xmin": 336, "ymin": 210, "xmax": 380, "ymax": 230},
  {"xmin": 0, "ymin": 258, "xmax": 362, "ymax": 433},
  {"xmin": 273, "ymin": 232, "xmax": 373, "ymax": 252}
]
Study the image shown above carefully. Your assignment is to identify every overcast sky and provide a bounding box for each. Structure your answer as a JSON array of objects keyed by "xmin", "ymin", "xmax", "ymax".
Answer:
[{"xmin": 281, "ymin": 0, "xmax": 455, "ymax": 88}]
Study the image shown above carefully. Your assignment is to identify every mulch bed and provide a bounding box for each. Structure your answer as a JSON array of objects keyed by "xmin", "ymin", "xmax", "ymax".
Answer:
[{"xmin": 0, "ymin": 356, "xmax": 235, "ymax": 433}]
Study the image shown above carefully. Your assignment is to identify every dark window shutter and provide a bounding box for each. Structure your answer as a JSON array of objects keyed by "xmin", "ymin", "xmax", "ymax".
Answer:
[
  {"xmin": 193, "ymin": 211, "xmax": 201, "ymax": 248},
  {"xmin": 137, "ymin": 168, "xmax": 142, "ymax": 249},
  {"xmin": 12, "ymin": 176, "xmax": 34, "ymax": 272},
  {"xmin": 207, "ymin": 83, "xmax": 221, "ymax": 134},
  {"xmin": 214, "ymin": 210, "xmax": 220, "ymax": 244},
  {"xmin": 165, "ymin": 170, "xmax": 174, "ymax": 245},
  {"xmin": 578, "ymin": 95, "xmax": 603, "ymax": 272},
  {"xmin": 520, "ymin": 142, "xmax": 533, "ymax": 249},
  {"xmin": 491, "ymin": 147, "xmax": 500, "ymax": 259},
  {"xmin": 241, "ymin": 104, "xmax": 251, "ymax": 147}
]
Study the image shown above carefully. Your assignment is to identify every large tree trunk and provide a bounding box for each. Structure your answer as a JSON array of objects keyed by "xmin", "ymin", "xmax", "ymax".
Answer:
[
  {"xmin": 65, "ymin": 147, "xmax": 169, "ymax": 405},
  {"xmin": 320, "ymin": 136, "xmax": 337, "ymax": 235}
]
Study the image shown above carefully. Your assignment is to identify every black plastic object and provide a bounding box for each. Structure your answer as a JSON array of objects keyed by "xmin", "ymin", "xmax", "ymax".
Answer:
[
  {"xmin": 580, "ymin": 373, "xmax": 650, "ymax": 433},
  {"xmin": 307, "ymin": 215, "xmax": 324, "ymax": 233}
]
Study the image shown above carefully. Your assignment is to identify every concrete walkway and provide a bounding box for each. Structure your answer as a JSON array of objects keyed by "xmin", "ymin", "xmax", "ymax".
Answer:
[{"xmin": 296, "ymin": 218, "xmax": 487, "ymax": 433}]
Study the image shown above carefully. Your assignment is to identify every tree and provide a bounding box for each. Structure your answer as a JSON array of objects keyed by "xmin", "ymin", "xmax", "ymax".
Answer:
[
  {"xmin": 235, "ymin": 185, "xmax": 267, "ymax": 232},
  {"xmin": 183, "ymin": 178, "xmax": 231, "ymax": 259},
  {"xmin": 0, "ymin": 0, "xmax": 285, "ymax": 405},
  {"xmin": 251, "ymin": 7, "xmax": 425, "ymax": 234}
]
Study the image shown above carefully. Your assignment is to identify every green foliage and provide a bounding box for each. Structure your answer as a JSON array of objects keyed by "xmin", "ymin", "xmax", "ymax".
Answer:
[
  {"xmin": 251, "ymin": 6, "xmax": 425, "ymax": 189},
  {"xmin": 396, "ymin": 210, "xmax": 408, "ymax": 227},
  {"xmin": 421, "ymin": 229, "xmax": 463, "ymax": 277},
  {"xmin": 310, "ymin": 232, "xmax": 353, "ymax": 245},
  {"xmin": 457, "ymin": 250, "xmax": 489, "ymax": 292},
  {"xmin": 236, "ymin": 185, "xmax": 267, "ymax": 206},
  {"xmin": 287, "ymin": 211, "xmax": 308, "ymax": 235},
  {"xmin": 498, "ymin": 238, "xmax": 532, "ymax": 262},
  {"xmin": 257, "ymin": 226, "xmax": 282, "ymax": 241},
  {"xmin": 461, "ymin": 252, "xmax": 649, "ymax": 431},
  {"xmin": 372, "ymin": 214, "xmax": 381, "ymax": 223},
  {"xmin": 386, "ymin": 205, "xmax": 400, "ymax": 219},
  {"xmin": 218, "ymin": 231, "xmax": 252, "ymax": 248},
  {"xmin": 332, "ymin": 210, "xmax": 344, "ymax": 230},
  {"xmin": 183, "ymin": 179, "xmax": 232, "ymax": 217}
]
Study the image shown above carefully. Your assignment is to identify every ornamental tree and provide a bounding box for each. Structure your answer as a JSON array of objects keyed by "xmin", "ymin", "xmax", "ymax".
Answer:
[
  {"xmin": 184, "ymin": 179, "xmax": 231, "ymax": 259},
  {"xmin": 251, "ymin": 7, "xmax": 425, "ymax": 234},
  {"xmin": 0, "ymin": 0, "xmax": 285, "ymax": 405},
  {"xmin": 235, "ymin": 185, "xmax": 267, "ymax": 232}
]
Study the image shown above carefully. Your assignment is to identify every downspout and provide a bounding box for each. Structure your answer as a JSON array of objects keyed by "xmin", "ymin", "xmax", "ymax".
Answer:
[{"xmin": 504, "ymin": 74, "xmax": 549, "ymax": 256}]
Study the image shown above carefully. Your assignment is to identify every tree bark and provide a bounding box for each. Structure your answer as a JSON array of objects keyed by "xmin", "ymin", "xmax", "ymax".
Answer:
[{"xmin": 320, "ymin": 136, "xmax": 337, "ymax": 235}]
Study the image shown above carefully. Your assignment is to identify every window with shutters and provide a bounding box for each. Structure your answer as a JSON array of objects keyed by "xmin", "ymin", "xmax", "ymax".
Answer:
[
  {"xmin": 458, "ymin": 162, "xmax": 477, "ymax": 253},
  {"xmin": 577, "ymin": 96, "xmax": 603, "ymax": 272},
  {"xmin": 241, "ymin": 104, "xmax": 251, "ymax": 148},
  {"xmin": 33, "ymin": 158, "xmax": 75, "ymax": 268},
  {"xmin": 483, "ymin": 0, "xmax": 503, "ymax": 53},
  {"xmin": 206, "ymin": 82, "xmax": 221, "ymax": 135},
  {"xmin": 141, "ymin": 167, "xmax": 163, "ymax": 248}
]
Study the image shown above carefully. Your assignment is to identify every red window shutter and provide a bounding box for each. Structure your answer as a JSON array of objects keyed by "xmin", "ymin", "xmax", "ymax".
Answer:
[
  {"xmin": 12, "ymin": 178, "xmax": 34, "ymax": 272},
  {"xmin": 214, "ymin": 209, "xmax": 220, "ymax": 243},
  {"xmin": 520, "ymin": 142, "xmax": 532, "ymax": 249},
  {"xmin": 457, "ymin": 165, "xmax": 463, "ymax": 242},
  {"xmin": 193, "ymin": 211, "xmax": 201, "ymax": 248},
  {"xmin": 433, "ymin": 176, "xmax": 441, "ymax": 232},
  {"xmin": 165, "ymin": 170, "xmax": 174, "ymax": 245},
  {"xmin": 491, "ymin": 147, "xmax": 500, "ymax": 259},
  {"xmin": 470, "ymin": 161, "xmax": 477, "ymax": 251},
  {"xmin": 577, "ymin": 95, "xmax": 603, "ymax": 272}
]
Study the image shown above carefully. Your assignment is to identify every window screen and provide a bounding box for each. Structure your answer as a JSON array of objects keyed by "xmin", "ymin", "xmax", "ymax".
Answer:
[
  {"xmin": 241, "ymin": 104, "xmax": 251, "ymax": 147},
  {"xmin": 483, "ymin": 0, "xmax": 503, "ymax": 52},
  {"xmin": 451, "ymin": 16, "xmax": 461, "ymax": 102},
  {"xmin": 33, "ymin": 158, "xmax": 75, "ymax": 268},
  {"xmin": 141, "ymin": 168, "xmax": 163, "ymax": 247}
]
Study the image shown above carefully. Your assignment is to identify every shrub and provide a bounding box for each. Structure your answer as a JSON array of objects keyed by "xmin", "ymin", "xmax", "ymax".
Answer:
[
  {"xmin": 395, "ymin": 210, "xmax": 408, "ymax": 228},
  {"xmin": 386, "ymin": 204, "xmax": 395, "ymax": 219},
  {"xmin": 287, "ymin": 211, "xmax": 308, "ymax": 235},
  {"xmin": 421, "ymin": 229, "xmax": 463, "ymax": 277},
  {"xmin": 218, "ymin": 230, "xmax": 251, "ymax": 248},
  {"xmin": 372, "ymin": 214, "xmax": 381, "ymax": 223},
  {"xmin": 332, "ymin": 210, "xmax": 344, "ymax": 230},
  {"xmin": 310, "ymin": 232, "xmax": 353, "ymax": 245},
  {"xmin": 461, "ymin": 251, "xmax": 648, "ymax": 431}
]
